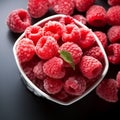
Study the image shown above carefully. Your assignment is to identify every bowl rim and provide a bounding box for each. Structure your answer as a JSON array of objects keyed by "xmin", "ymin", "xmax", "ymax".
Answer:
[{"xmin": 13, "ymin": 14, "xmax": 109, "ymax": 106}]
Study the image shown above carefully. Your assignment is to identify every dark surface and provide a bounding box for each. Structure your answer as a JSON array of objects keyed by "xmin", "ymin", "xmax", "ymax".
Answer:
[{"xmin": 0, "ymin": 0, "xmax": 120, "ymax": 120}]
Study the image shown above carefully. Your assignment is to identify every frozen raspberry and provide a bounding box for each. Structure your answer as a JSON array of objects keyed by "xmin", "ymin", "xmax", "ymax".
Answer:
[
  {"xmin": 27, "ymin": 0, "xmax": 49, "ymax": 18},
  {"xmin": 25, "ymin": 25, "xmax": 43, "ymax": 45},
  {"xmin": 107, "ymin": 26, "xmax": 120, "ymax": 43},
  {"xmin": 64, "ymin": 76, "xmax": 86, "ymax": 96},
  {"xmin": 116, "ymin": 71, "xmax": 120, "ymax": 88},
  {"xmin": 74, "ymin": 0, "xmax": 95, "ymax": 12},
  {"xmin": 79, "ymin": 56, "xmax": 103, "ymax": 79},
  {"xmin": 86, "ymin": 5, "xmax": 107, "ymax": 27},
  {"xmin": 108, "ymin": 0, "xmax": 120, "ymax": 6},
  {"xmin": 6, "ymin": 9, "xmax": 31, "ymax": 33},
  {"xmin": 59, "ymin": 42, "xmax": 83, "ymax": 65},
  {"xmin": 94, "ymin": 31, "xmax": 108, "ymax": 48},
  {"xmin": 107, "ymin": 5, "xmax": 120, "ymax": 25},
  {"xmin": 43, "ymin": 21, "xmax": 63, "ymax": 41},
  {"xmin": 107, "ymin": 43, "xmax": 120, "ymax": 64},
  {"xmin": 16, "ymin": 38, "xmax": 35, "ymax": 63},
  {"xmin": 96, "ymin": 79, "xmax": 118, "ymax": 102},
  {"xmin": 33, "ymin": 61, "xmax": 47, "ymax": 80},
  {"xmin": 78, "ymin": 28, "xmax": 95, "ymax": 50},
  {"xmin": 72, "ymin": 14, "xmax": 87, "ymax": 25},
  {"xmin": 43, "ymin": 78, "xmax": 63, "ymax": 94},
  {"xmin": 50, "ymin": 0, "xmax": 75, "ymax": 15},
  {"xmin": 62, "ymin": 24, "xmax": 80, "ymax": 43},
  {"xmin": 85, "ymin": 46, "xmax": 104, "ymax": 63},
  {"xmin": 35, "ymin": 36, "xmax": 59, "ymax": 60},
  {"xmin": 43, "ymin": 57, "xmax": 66, "ymax": 79}
]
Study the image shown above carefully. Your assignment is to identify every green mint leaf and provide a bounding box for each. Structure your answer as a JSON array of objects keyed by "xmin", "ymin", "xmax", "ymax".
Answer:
[{"xmin": 59, "ymin": 50, "xmax": 75, "ymax": 70}]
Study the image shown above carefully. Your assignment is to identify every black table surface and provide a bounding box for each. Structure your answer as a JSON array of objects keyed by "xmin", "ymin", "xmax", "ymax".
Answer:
[{"xmin": 0, "ymin": 0, "xmax": 120, "ymax": 120}]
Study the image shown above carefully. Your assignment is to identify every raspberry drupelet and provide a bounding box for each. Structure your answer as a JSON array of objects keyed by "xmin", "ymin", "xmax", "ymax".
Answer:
[{"xmin": 108, "ymin": 0, "xmax": 120, "ymax": 6}]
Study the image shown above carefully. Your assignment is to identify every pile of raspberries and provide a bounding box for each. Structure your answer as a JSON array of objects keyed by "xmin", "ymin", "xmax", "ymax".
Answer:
[{"xmin": 7, "ymin": 0, "xmax": 120, "ymax": 103}]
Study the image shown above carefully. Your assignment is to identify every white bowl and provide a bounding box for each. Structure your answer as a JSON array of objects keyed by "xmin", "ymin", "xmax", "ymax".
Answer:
[{"xmin": 13, "ymin": 14, "xmax": 109, "ymax": 106}]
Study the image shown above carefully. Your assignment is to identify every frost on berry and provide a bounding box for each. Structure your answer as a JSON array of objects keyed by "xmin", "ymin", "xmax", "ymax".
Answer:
[{"xmin": 116, "ymin": 71, "xmax": 120, "ymax": 88}]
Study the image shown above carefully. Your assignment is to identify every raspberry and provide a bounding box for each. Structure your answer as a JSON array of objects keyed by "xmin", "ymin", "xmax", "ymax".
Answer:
[
  {"xmin": 62, "ymin": 24, "xmax": 80, "ymax": 43},
  {"xmin": 59, "ymin": 42, "xmax": 83, "ymax": 65},
  {"xmin": 107, "ymin": 43, "xmax": 120, "ymax": 64},
  {"xmin": 96, "ymin": 79, "xmax": 118, "ymax": 102},
  {"xmin": 43, "ymin": 21, "xmax": 63, "ymax": 41},
  {"xmin": 79, "ymin": 56, "xmax": 103, "ymax": 79},
  {"xmin": 27, "ymin": 0, "xmax": 49, "ymax": 18},
  {"xmin": 108, "ymin": 0, "xmax": 120, "ymax": 6},
  {"xmin": 106, "ymin": 5, "xmax": 120, "ymax": 25},
  {"xmin": 43, "ymin": 78, "xmax": 63, "ymax": 94},
  {"xmin": 86, "ymin": 5, "xmax": 107, "ymax": 27},
  {"xmin": 78, "ymin": 28, "xmax": 95, "ymax": 50},
  {"xmin": 50, "ymin": 0, "xmax": 75, "ymax": 15},
  {"xmin": 25, "ymin": 25, "xmax": 43, "ymax": 45},
  {"xmin": 116, "ymin": 71, "xmax": 120, "ymax": 88},
  {"xmin": 35, "ymin": 36, "xmax": 59, "ymax": 60},
  {"xmin": 6, "ymin": 9, "xmax": 31, "ymax": 33},
  {"xmin": 16, "ymin": 38, "xmax": 35, "ymax": 63},
  {"xmin": 85, "ymin": 46, "xmax": 104, "ymax": 63},
  {"xmin": 94, "ymin": 31, "xmax": 108, "ymax": 48},
  {"xmin": 72, "ymin": 14, "xmax": 87, "ymax": 25},
  {"xmin": 33, "ymin": 61, "xmax": 47, "ymax": 80},
  {"xmin": 75, "ymin": 0, "xmax": 95, "ymax": 12},
  {"xmin": 64, "ymin": 76, "xmax": 86, "ymax": 96},
  {"xmin": 43, "ymin": 57, "xmax": 66, "ymax": 79},
  {"xmin": 107, "ymin": 26, "xmax": 120, "ymax": 43}
]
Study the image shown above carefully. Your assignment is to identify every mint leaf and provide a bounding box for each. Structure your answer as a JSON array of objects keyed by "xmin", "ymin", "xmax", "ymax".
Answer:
[{"xmin": 59, "ymin": 50, "xmax": 75, "ymax": 70}]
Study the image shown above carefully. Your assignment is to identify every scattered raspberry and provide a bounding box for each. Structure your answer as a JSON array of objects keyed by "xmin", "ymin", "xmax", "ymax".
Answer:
[
  {"xmin": 86, "ymin": 5, "xmax": 107, "ymax": 27},
  {"xmin": 107, "ymin": 5, "xmax": 120, "ymax": 25},
  {"xmin": 74, "ymin": 0, "xmax": 95, "ymax": 12},
  {"xmin": 50, "ymin": 0, "xmax": 75, "ymax": 15},
  {"xmin": 108, "ymin": 0, "xmax": 120, "ymax": 6},
  {"xmin": 96, "ymin": 79, "xmax": 118, "ymax": 102},
  {"xmin": 64, "ymin": 76, "xmax": 86, "ymax": 96},
  {"xmin": 6, "ymin": 9, "xmax": 31, "ymax": 33},
  {"xmin": 35, "ymin": 36, "xmax": 59, "ymax": 59},
  {"xmin": 33, "ymin": 61, "xmax": 47, "ymax": 80},
  {"xmin": 43, "ymin": 77, "xmax": 63, "ymax": 94},
  {"xmin": 94, "ymin": 31, "xmax": 108, "ymax": 48},
  {"xmin": 107, "ymin": 25, "xmax": 120, "ymax": 43},
  {"xmin": 72, "ymin": 14, "xmax": 87, "ymax": 25},
  {"xmin": 43, "ymin": 57, "xmax": 66, "ymax": 79},
  {"xmin": 27, "ymin": 0, "xmax": 49, "ymax": 18},
  {"xmin": 62, "ymin": 24, "xmax": 80, "ymax": 43},
  {"xmin": 107, "ymin": 43, "xmax": 120, "ymax": 64},
  {"xmin": 85, "ymin": 46, "xmax": 104, "ymax": 63},
  {"xmin": 116, "ymin": 71, "xmax": 120, "ymax": 88},
  {"xmin": 78, "ymin": 28, "xmax": 95, "ymax": 50},
  {"xmin": 25, "ymin": 25, "xmax": 43, "ymax": 45},
  {"xmin": 79, "ymin": 56, "xmax": 103, "ymax": 79},
  {"xmin": 59, "ymin": 42, "xmax": 83, "ymax": 65},
  {"xmin": 16, "ymin": 38, "xmax": 35, "ymax": 63},
  {"xmin": 43, "ymin": 21, "xmax": 63, "ymax": 41}
]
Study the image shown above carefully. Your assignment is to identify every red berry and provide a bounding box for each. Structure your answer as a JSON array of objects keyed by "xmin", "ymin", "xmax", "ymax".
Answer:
[
  {"xmin": 6, "ymin": 9, "xmax": 31, "ymax": 33},
  {"xmin": 107, "ymin": 5, "xmax": 120, "ymax": 25},
  {"xmin": 27, "ymin": 0, "xmax": 49, "ymax": 18},
  {"xmin": 35, "ymin": 36, "xmax": 59, "ymax": 60},
  {"xmin": 96, "ymin": 79, "xmax": 118, "ymax": 102},
  {"xmin": 75, "ymin": 0, "xmax": 95, "ymax": 12},
  {"xmin": 108, "ymin": 0, "xmax": 120, "ymax": 6},
  {"xmin": 43, "ymin": 77, "xmax": 63, "ymax": 94},
  {"xmin": 116, "ymin": 71, "xmax": 120, "ymax": 88},
  {"xmin": 43, "ymin": 57, "xmax": 66, "ymax": 79},
  {"xmin": 16, "ymin": 38, "xmax": 35, "ymax": 63},
  {"xmin": 25, "ymin": 25, "xmax": 43, "ymax": 45},
  {"xmin": 79, "ymin": 56, "xmax": 103, "ymax": 79},
  {"xmin": 107, "ymin": 25, "xmax": 120, "ymax": 43},
  {"xmin": 64, "ymin": 76, "xmax": 86, "ymax": 96},
  {"xmin": 107, "ymin": 43, "xmax": 120, "ymax": 64},
  {"xmin": 86, "ymin": 5, "xmax": 107, "ymax": 27}
]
